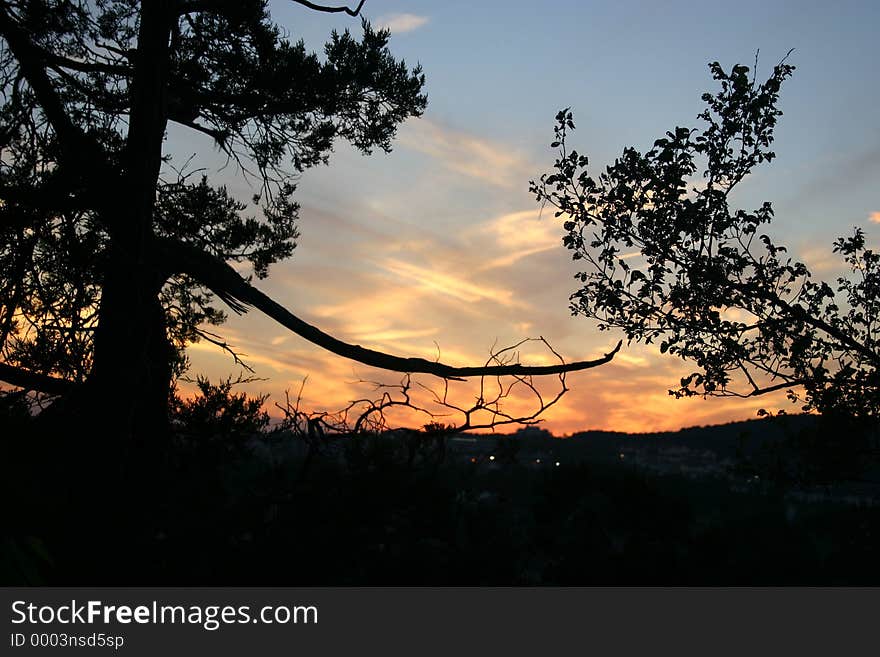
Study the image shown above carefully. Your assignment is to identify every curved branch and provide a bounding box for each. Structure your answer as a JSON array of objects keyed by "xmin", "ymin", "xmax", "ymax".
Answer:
[
  {"xmin": 289, "ymin": 0, "xmax": 366, "ymax": 17},
  {"xmin": 156, "ymin": 238, "xmax": 621, "ymax": 379},
  {"xmin": 178, "ymin": 0, "xmax": 365, "ymax": 18},
  {"xmin": 0, "ymin": 362, "xmax": 76, "ymax": 395}
]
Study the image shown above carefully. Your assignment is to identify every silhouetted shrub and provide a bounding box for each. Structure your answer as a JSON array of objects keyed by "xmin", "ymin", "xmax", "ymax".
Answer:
[{"xmin": 171, "ymin": 377, "xmax": 269, "ymax": 456}]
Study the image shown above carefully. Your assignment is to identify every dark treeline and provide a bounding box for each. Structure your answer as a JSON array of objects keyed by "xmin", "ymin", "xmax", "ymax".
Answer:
[{"xmin": 4, "ymin": 388, "xmax": 880, "ymax": 585}]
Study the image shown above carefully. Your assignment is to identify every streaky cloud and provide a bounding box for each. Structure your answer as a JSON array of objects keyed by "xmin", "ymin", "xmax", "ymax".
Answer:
[{"xmin": 397, "ymin": 118, "xmax": 533, "ymax": 188}]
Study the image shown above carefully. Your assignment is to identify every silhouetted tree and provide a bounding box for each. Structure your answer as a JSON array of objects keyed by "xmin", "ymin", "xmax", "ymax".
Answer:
[
  {"xmin": 0, "ymin": 0, "xmax": 618, "ymax": 465},
  {"xmin": 533, "ymin": 55, "xmax": 880, "ymax": 423}
]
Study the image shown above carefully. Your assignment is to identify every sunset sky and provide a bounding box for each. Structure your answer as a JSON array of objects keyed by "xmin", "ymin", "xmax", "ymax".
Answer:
[{"xmin": 173, "ymin": 0, "xmax": 880, "ymax": 434}]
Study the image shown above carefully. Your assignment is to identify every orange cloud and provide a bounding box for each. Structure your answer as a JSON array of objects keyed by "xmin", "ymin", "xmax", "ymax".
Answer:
[{"xmin": 869, "ymin": 211, "xmax": 880, "ymax": 224}]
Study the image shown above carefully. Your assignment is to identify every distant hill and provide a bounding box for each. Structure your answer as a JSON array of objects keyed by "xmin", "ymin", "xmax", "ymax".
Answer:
[
  {"xmin": 566, "ymin": 414, "xmax": 820, "ymax": 459},
  {"xmin": 451, "ymin": 414, "xmax": 880, "ymax": 495},
  {"xmin": 487, "ymin": 414, "xmax": 819, "ymax": 459},
  {"xmin": 448, "ymin": 415, "xmax": 829, "ymax": 480}
]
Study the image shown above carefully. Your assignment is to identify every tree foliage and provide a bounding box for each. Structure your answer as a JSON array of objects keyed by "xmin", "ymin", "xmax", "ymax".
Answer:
[
  {"xmin": 0, "ymin": 0, "xmax": 426, "ymax": 391},
  {"xmin": 532, "ymin": 55, "xmax": 880, "ymax": 419}
]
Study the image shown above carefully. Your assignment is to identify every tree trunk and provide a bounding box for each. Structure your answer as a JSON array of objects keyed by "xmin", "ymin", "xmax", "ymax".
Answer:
[
  {"xmin": 88, "ymin": 0, "xmax": 173, "ymax": 463},
  {"xmin": 89, "ymin": 264, "xmax": 174, "ymax": 466},
  {"xmin": 39, "ymin": 3, "xmax": 177, "ymax": 580}
]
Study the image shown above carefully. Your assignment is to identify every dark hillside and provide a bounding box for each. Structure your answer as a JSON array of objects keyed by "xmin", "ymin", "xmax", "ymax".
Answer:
[{"xmin": 4, "ymin": 401, "xmax": 879, "ymax": 585}]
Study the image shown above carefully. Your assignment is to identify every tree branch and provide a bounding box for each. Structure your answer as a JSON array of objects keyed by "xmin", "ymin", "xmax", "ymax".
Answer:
[
  {"xmin": 167, "ymin": 113, "xmax": 230, "ymax": 148},
  {"xmin": 709, "ymin": 378, "xmax": 808, "ymax": 399},
  {"xmin": 156, "ymin": 237, "xmax": 621, "ymax": 379},
  {"xmin": 178, "ymin": 0, "xmax": 365, "ymax": 18},
  {"xmin": 289, "ymin": 0, "xmax": 366, "ymax": 17},
  {"xmin": 0, "ymin": 362, "xmax": 76, "ymax": 395},
  {"xmin": 746, "ymin": 379, "xmax": 807, "ymax": 396},
  {"xmin": 44, "ymin": 51, "xmax": 130, "ymax": 76}
]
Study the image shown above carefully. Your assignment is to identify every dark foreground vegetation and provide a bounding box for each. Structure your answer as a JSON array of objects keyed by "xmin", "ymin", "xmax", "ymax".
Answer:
[{"xmin": 3, "ymin": 388, "xmax": 880, "ymax": 586}]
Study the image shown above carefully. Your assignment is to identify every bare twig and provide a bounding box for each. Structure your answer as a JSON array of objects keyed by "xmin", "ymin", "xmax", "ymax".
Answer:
[
  {"xmin": 193, "ymin": 327, "xmax": 255, "ymax": 373},
  {"xmin": 274, "ymin": 337, "xmax": 575, "ymax": 439}
]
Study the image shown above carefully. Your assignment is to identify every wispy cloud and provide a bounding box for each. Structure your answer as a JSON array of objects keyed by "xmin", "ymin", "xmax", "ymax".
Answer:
[
  {"xmin": 380, "ymin": 258, "xmax": 527, "ymax": 309},
  {"xmin": 374, "ymin": 13, "xmax": 429, "ymax": 34},
  {"xmin": 869, "ymin": 211, "xmax": 880, "ymax": 224},
  {"xmin": 480, "ymin": 209, "xmax": 559, "ymax": 251},
  {"xmin": 468, "ymin": 209, "xmax": 560, "ymax": 270},
  {"xmin": 800, "ymin": 245, "xmax": 840, "ymax": 273},
  {"xmin": 352, "ymin": 327, "xmax": 438, "ymax": 343},
  {"xmin": 397, "ymin": 119, "xmax": 533, "ymax": 188}
]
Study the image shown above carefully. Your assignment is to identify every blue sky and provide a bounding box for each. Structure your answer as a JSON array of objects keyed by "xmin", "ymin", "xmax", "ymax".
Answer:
[{"xmin": 178, "ymin": 0, "xmax": 880, "ymax": 433}]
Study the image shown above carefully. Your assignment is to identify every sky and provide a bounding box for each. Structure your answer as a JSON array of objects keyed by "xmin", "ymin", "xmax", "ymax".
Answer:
[{"xmin": 174, "ymin": 0, "xmax": 880, "ymax": 434}]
